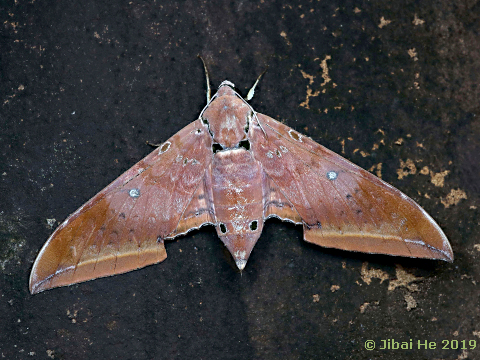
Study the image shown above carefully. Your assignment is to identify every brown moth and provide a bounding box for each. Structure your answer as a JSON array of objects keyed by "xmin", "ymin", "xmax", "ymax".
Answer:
[{"xmin": 30, "ymin": 69, "xmax": 453, "ymax": 294}]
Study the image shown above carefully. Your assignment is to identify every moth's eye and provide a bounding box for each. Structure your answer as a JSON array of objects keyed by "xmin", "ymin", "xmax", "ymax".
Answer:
[
  {"xmin": 219, "ymin": 223, "xmax": 227, "ymax": 234},
  {"xmin": 326, "ymin": 171, "xmax": 338, "ymax": 180},
  {"xmin": 239, "ymin": 139, "xmax": 250, "ymax": 150},
  {"xmin": 129, "ymin": 188, "xmax": 140, "ymax": 198},
  {"xmin": 202, "ymin": 118, "xmax": 209, "ymax": 125},
  {"xmin": 212, "ymin": 143, "xmax": 223, "ymax": 153},
  {"xmin": 249, "ymin": 220, "xmax": 258, "ymax": 231}
]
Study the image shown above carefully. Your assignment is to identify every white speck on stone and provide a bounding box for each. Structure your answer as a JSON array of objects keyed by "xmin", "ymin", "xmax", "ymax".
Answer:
[{"xmin": 46, "ymin": 218, "xmax": 56, "ymax": 228}]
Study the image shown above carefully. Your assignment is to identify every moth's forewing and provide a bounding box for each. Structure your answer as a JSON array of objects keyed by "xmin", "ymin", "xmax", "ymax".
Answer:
[
  {"xmin": 30, "ymin": 120, "xmax": 213, "ymax": 294},
  {"xmin": 249, "ymin": 113, "xmax": 453, "ymax": 262}
]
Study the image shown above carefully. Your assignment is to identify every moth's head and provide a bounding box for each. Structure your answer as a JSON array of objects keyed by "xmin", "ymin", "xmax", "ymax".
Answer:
[
  {"xmin": 218, "ymin": 80, "xmax": 235, "ymax": 89},
  {"xmin": 201, "ymin": 80, "xmax": 253, "ymax": 149}
]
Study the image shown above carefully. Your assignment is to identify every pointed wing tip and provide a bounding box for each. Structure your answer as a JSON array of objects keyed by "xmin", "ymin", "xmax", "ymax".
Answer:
[
  {"xmin": 29, "ymin": 284, "xmax": 42, "ymax": 295},
  {"xmin": 433, "ymin": 236, "xmax": 453, "ymax": 263},
  {"xmin": 29, "ymin": 279, "xmax": 48, "ymax": 295},
  {"xmin": 439, "ymin": 247, "xmax": 454, "ymax": 263},
  {"xmin": 29, "ymin": 271, "xmax": 55, "ymax": 295},
  {"xmin": 29, "ymin": 269, "xmax": 42, "ymax": 295}
]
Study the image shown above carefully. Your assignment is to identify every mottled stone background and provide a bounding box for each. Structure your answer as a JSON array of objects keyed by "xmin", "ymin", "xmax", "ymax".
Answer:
[{"xmin": 1, "ymin": 0, "xmax": 479, "ymax": 359}]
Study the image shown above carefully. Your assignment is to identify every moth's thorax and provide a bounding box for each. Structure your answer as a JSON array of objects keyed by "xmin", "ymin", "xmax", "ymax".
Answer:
[
  {"xmin": 206, "ymin": 148, "xmax": 266, "ymax": 269},
  {"xmin": 202, "ymin": 85, "xmax": 251, "ymax": 148}
]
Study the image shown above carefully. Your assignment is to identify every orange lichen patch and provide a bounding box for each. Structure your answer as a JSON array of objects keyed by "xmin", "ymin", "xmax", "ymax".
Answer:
[
  {"xmin": 320, "ymin": 55, "xmax": 332, "ymax": 86},
  {"xmin": 280, "ymin": 31, "xmax": 291, "ymax": 46},
  {"xmin": 412, "ymin": 14, "xmax": 425, "ymax": 26},
  {"xmin": 419, "ymin": 166, "xmax": 450, "ymax": 187},
  {"xmin": 299, "ymin": 86, "xmax": 320, "ymax": 109},
  {"xmin": 388, "ymin": 265, "xmax": 422, "ymax": 291},
  {"xmin": 404, "ymin": 293, "xmax": 417, "ymax": 311},
  {"xmin": 330, "ymin": 285, "xmax": 340, "ymax": 292},
  {"xmin": 397, "ymin": 159, "xmax": 416, "ymax": 179},
  {"xmin": 300, "ymin": 70, "xmax": 315, "ymax": 85},
  {"xmin": 420, "ymin": 166, "xmax": 430, "ymax": 175},
  {"xmin": 408, "ymin": 48, "xmax": 418, "ymax": 61},
  {"xmin": 441, "ymin": 189, "xmax": 467, "ymax": 208},
  {"xmin": 361, "ymin": 262, "xmax": 389, "ymax": 285},
  {"xmin": 369, "ymin": 163, "xmax": 383, "ymax": 178},
  {"xmin": 430, "ymin": 170, "xmax": 450, "ymax": 187},
  {"xmin": 359, "ymin": 301, "xmax": 379, "ymax": 313},
  {"xmin": 378, "ymin": 17, "xmax": 392, "ymax": 28}
]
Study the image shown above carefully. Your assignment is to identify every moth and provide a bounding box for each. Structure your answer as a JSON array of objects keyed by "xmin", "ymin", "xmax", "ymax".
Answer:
[{"xmin": 30, "ymin": 67, "xmax": 453, "ymax": 294}]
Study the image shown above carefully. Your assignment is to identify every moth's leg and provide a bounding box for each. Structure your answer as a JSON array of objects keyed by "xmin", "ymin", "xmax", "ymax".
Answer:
[
  {"xmin": 145, "ymin": 140, "xmax": 162, "ymax": 147},
  {"xmin": 198, "ymin": 55, "xmax": 211, "ymax": 103}
]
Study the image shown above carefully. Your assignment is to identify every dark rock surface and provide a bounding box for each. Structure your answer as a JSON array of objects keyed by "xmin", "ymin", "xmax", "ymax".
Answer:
[{"xmin": 1, "ymin": 1, "xmax": 479, "ymax": 359}]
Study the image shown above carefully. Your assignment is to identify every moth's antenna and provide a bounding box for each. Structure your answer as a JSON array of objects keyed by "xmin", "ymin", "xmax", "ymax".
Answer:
[
  {"xmin": 246, "ymin": 66, "xmax": 268, "ymax": 101},
  {"xmin": 198, "ymin": 55, "xmax": 211, "ymax": 103}
]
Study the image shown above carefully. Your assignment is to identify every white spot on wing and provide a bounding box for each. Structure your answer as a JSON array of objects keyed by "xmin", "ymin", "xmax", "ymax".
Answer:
[
  {"xmin": 326, "ymin": 171, "xmax": 338, "ymax": 180},
  {"xmin": 288, "ymin": 129, "xmax": 303, "ymax": 142},
  {"xmin": 405, "ymin": 239, "xmax": 426, "ymax": 246},
  {"xmin": 158, "ymin": 141, "xmax": 171, "ymax": 154},
  {"xmin": 129, "ymin": 188, "xmax": 140, "ymax": 198}
]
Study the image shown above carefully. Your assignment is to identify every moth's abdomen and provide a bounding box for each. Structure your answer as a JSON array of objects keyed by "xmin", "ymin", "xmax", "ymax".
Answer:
[{"xmin": 207, "ymin": 148, "xmax": 266, "ymax": 269}]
